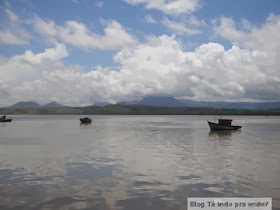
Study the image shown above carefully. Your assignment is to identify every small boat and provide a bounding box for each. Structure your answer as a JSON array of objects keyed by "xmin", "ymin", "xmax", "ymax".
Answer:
[
  {"xmin": 207, "ymin": 118, "xmax": 241, "ymax": 130},
  {"xmin": 0, "ymin": 115, "xmax": 12, "ymax": 122},
  {"xmin": 80, "ymin": 117, "xmax": 92, "ymax": 124}
]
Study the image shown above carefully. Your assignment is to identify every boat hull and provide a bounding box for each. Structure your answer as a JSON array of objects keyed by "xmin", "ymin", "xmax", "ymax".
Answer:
[
  {"xmin": 208, "ymin": 121, "xmax": 241, "ymax": 130},
  {"xmin": 80, "ymin": 118, "xmax": 92, "ymax": 124},
  {"xmin": 0, "ymin": 118, "xmax": 12, "ymax": 122}
]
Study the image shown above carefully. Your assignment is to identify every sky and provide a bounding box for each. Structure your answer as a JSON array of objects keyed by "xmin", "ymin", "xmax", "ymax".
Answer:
[{"xmin": 0, "ymin": 0, "xmax": 280, "ymax": 106}]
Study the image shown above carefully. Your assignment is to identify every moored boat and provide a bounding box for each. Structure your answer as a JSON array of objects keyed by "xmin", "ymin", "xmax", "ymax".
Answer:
[
  {"xmin": 207, "ymin": 118, "xmax": 241, "ymax": 130},
  {"xmin": 80, "ymin": 117, "xmax": 92, "ymax": 124},
  {"xmin": 0, "ymin": 115, "xmax": 12, "ymax": 122}
]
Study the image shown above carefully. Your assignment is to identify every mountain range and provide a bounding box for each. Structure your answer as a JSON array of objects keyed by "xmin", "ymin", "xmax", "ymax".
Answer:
[
  {"xmin": 2, "ymin": 97, "xmax": 280, "ymax": 110},
  {"xmin": 5, "ymin": 101, "xmax": 67, "ymax": 109},
  {"xmin": 117, "ymin": 96, "xmax": 280, "ymax": 109},
  {"xmin": 117, "ymin": 96, "xmax": 184, "ymax": 107}
]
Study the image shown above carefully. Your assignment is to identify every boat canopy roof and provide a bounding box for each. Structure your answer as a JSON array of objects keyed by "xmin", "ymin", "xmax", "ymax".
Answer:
[{"xmin": 218, "ymin": 119, "xmax": 232, "ymax": 125}]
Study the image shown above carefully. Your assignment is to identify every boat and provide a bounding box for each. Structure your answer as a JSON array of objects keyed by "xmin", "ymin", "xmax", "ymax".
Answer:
[
  {"xmin": 207, "ymin": 118, "xmax": 241, "ymax": 130},
  {"xmin": 80, "ymin": 117, "xmax": 92, "ymax": 124},
  {"xmin": 0, "ymin": 115, "xmax": 12, "ymax": 122}
]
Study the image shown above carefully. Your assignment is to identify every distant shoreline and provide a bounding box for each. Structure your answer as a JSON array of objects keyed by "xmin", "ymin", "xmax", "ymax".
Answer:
[{"xmin": 0, "ymin": 105, "xmax": 279, "ymax": 116}]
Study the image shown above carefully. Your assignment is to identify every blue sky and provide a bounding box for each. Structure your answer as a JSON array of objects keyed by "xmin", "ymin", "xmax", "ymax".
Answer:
[{"xmin": 0, "ymin": 0, "xmax": 280, "ymax": 106}]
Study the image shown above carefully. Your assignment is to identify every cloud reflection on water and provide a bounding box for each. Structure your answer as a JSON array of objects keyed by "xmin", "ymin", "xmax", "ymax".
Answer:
[{"xmin": 0, "ymin": 115, "xmax": 279, "ymax": 209}]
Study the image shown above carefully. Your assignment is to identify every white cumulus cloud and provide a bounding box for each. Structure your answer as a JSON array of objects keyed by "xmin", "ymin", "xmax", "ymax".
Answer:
[
  {"xmin": 214, "ymin": 14, "xmax": 280, "ymax": 52},
  {"xmin": 1, "ymin": 13, "xmax": 280, "ymax": 107},
  {"xmin": 123, "ymin": 0, "xmax": 200, "ymax": 15},
  {"xmin": 95, "ymin": 1, "xmax": 104, "ymax": 7},
  {"xmin": 33, "ymin": 17, "xmax": 138, "ymax": 50},
  {"xmin": 145, "ymin": 14, "xmax": 157, "ymax": 24},
  {"xmin": 0, "ymin": 9, "xmax": 30, "ymax": 45},
  {"xmin": 0, "ymin": 30, "xmax": 28, "ymax": 45},
  {"xmin": 162, "ymin": 17, "xmax": 201, "ymax": 35}
]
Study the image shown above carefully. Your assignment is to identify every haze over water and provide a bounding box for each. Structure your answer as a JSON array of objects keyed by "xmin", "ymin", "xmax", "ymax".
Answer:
[{"xmin": 0, "ymin": 115, "xmax": 280, "ymax": 209}]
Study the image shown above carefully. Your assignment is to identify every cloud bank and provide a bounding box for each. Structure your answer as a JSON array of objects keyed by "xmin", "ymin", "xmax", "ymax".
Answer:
[
  {"xmin": 0, "ymin": 3, "xmax": 279, "ymax": 107},
  {"xmin": 1, "ymin": 23, "xmax": 279, "ymax": 106}
]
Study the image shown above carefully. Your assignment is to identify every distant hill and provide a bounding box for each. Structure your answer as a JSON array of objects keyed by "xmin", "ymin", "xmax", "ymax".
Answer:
[
  {"xmin": 105, "ymin": 96, "xmax": 184, "ymax": 107},
  {"xmin": 115, "ymin": 97, "xmax": 280, "ymax": 109},
  {"xmin": 9, "ymin": 101, "xmax": 40, "ymax": 109},
  {"xmin": 5, "ymin": 97, "xmax": 280, "ymax": 110},
  {"xmin": 178, "ymin": 99, "xmax": 280, "ymax": 110},
  {"xmin": 117, "ymin": 100, "xmax": 139, "ymax": 105},
  {"xmin": 42, "ymin": 101, "xmax": 67, "ymax": 108},
  {"xmin": 6, "ymin": 101, "xmax": 67, "ymax": 109},
  {"xmin": 138, "ymin": 96, "xmax": 184, "ymax": 107},
  {"xmin": 93, "ymin": 102, "xmax": 110, "ymax": 107},
  {"xmin": 1, "ymin": 104, "xmax": 279, "ymax": 115}
]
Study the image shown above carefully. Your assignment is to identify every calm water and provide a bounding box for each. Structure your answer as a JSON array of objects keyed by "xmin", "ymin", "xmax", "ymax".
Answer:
[{"xmin": 0, "ymin": 115, "xmax": 280, "ymax": 209}]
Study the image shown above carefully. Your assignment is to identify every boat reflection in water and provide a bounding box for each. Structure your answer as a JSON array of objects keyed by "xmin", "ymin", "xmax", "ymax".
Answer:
[
  {"xmin": 209, "ymin": 130, "xmax": 233, "ymax": 140},
  {"xmin": 208, "ymin": 130, "xmax": 241, "ymax": 143}
]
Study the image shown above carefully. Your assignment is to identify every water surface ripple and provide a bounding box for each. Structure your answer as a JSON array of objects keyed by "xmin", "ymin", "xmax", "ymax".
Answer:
[{"xmin": 0, "ymin": 115, "xmax": 279, "ymax": 209}]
